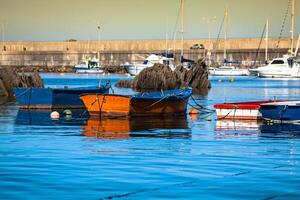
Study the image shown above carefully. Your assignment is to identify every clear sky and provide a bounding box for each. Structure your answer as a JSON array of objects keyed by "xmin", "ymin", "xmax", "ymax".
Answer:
[{"xmin": 0, "ymin": 0, "xmax": 299, "ymax": 41}]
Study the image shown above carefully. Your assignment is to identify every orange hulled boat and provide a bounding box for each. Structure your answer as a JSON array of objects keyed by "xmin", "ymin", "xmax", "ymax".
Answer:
[{"xmin": 80, "ymin": 88, "xmax": 192, "ymax": 117}]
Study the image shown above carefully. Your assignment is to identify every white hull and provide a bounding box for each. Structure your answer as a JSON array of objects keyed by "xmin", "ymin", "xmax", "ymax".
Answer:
[
  {"xmin": 209, "ymin": 67, "xmax": 249, "ymax": 76},
  {"xmin": 125, "ymin": 64, "xmax": 153, "ymax": 76},
  {"xmin": 76, "ymin": 69, "xmax": 103, "ymax": 74},
  {"xmin": 216, "ymin": 108, "xmax": 261, "ymax": 120}
]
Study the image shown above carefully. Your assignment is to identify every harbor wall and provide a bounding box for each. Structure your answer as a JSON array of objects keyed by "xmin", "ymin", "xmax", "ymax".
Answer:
[{"xmin": 0, "ymin": 38, "xmax": 295, "ymax": 67}]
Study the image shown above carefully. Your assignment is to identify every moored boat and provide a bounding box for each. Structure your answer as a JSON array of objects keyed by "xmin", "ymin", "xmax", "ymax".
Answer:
[
  {"xmin": 80, "ymin": 88, "xmax": 192, "ymax": 117},
  {"xmin": 209, "ymin": 66, "xmax": 249, "ymax": 76},
  {"xmin": 13, "ymin": 83, "xmax": 110, "ymax": 109},
  {"xmin": 74, "ymin": 57, "xmax": 103, "ymax": 74},
  {"xmin": 260, "ymin": 101, "xmax": 300, "ymax": 123},
  {"xmin": 123, "ymin": 53, "xmax": 175, "ymax": 76},
  {"xmin": 214, "ymin": 100, "xmax": 286, "ymax": 120}
]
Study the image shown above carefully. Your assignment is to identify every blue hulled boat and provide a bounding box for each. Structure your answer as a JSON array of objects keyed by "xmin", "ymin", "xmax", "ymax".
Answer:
[
  {"xmin": 13, "ymin": 84, "xmax": 110, "ymax": 109},
  {"xmin": 260, "ymin": 101, "xmax": 300, "ymax": 123}
]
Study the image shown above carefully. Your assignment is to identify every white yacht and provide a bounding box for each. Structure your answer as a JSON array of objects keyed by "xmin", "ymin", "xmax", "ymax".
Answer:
[
  {"xmin": 249, "ymin": 55, "xmax": 300, "ymax": 78},
  {"xmin": 74, "ymin": 57, "xmax": 103, "ymax": 74},
  {"xmin": 209, "ymin": 65, "xmax": 249, "ymax": 76},
  {"xmin": 123, "ymin": 54, "xmax": 175, "ymax": 76}
]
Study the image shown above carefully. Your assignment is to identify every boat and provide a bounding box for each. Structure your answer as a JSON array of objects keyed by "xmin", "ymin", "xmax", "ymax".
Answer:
[
  {"xmin": 249, "ymin": 55, "xmax": 300, "ymax": 78},
  {"xmin": 209, "ymin": 8, "xmax": 248, "ymax": 76},
  {"xmin": 74, "ymin": 57, "xmax": 103, "ymax": 74},
  {"xmin": 214, "ymin": 100, "xmax": 287, "ymax": 120},
  {"xmin": 13, "ymin": 83, "xmax": 110, "ymax": 109},
  {"xmin": 80, "ymin": 88, "xmax": 192, "ymax": 117},
  {"xmin": 209, "ymin": 65, "xmax": 249, "ymax": 76},
  {"xmin": 260, "ymin": 101, "xmax": 300, "ymax": 123},
  {"xmin": 249, "ymin": 0, "xmax": 300, "ymax": 78},
  {"xmin": 123, "ymin": 53, "xmax": 175, "ymax": 76}
]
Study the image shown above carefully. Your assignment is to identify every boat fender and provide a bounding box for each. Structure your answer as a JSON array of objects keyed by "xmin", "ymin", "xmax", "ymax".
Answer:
[
  {"xmin": 63, "ymin": 109, "xmax": 72, "ymax": 118},
  {"xmin": 50, "ymin": 111, "xmax": 60, "ymax": 120}
]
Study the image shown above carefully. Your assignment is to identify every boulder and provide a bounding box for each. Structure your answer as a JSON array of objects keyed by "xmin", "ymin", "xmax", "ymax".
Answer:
[
  {"xmin": 0, "ymin": 67, "xmax": 44, "ymax": 97},
  {"xmin": 116, "ymin": 59, "xmax": 211, "ymax": 91}
]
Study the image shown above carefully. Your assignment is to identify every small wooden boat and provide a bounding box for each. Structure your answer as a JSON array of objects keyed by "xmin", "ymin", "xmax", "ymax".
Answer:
[
  {"xmin": 260, "ymin": 101, "xmax": 300, "ymax": 123},
  {"xmin": 80, "ymin": 88, "xmax": 192, "ymax": 117},
  {"xmin": 214, "ymin": 100, "xmax": 286, "ymax": 120},
  {"xmin": 13, "ymin": 84, "xmax": 110, "ymax": 109}
]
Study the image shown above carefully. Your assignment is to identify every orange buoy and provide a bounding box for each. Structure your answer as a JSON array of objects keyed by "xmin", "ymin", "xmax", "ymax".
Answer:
[
  {"xmin": 189, "ymin": 108, "xmax": 199, "ymax": 115},
  {"xmin": 189, "ymin": 108, "xmax": 199, "ymax": 121}
]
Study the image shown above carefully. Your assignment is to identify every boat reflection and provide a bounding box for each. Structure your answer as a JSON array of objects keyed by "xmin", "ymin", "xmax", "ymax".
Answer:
[
  {"xmin": 15, "ymin": 109, "xmax": 88, "ymax": 126},
  {"xmin": 215, "ymin": 120, "xmax": 261, "ymax": 131},
  {"xmin": 83, "ymin": 116, "xmax": 191, "ymax": 139},
  {"xmin": 260, "ymin": 123, "xmax": 300, "ymax": 138}
]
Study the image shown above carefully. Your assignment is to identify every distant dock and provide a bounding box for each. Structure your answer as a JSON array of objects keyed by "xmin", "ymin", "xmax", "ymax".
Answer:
[{"xmin": 0, "ymin": 37, "xmax": 293, "ymax": 67}]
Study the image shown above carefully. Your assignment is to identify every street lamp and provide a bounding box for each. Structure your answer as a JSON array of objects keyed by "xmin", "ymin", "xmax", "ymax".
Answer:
[{"xmin": 202, "ymin": 16, "xmax": 216, "ymax": 67}]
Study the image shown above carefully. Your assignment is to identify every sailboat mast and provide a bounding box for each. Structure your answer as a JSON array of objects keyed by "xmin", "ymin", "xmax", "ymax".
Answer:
[
  {"xmin": 291, "ymin": 0, "xmax": 295, "ymax": 55},
  {"xmin": 223, "ymin": 8, "xmax": 228, "ymax": 61},
  {"xmin": 265, "ymin": 18, "xmax": 269, "ymax": 61},
  {"xmin": 180, "ymin": 0, "xmax": 184, "ymax": 60}
]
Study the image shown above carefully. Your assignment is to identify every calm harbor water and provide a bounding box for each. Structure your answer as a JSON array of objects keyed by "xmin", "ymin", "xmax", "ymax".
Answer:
[{"xmin": 1, "ymin": 73, "xmax": 300, "ymax": 199}]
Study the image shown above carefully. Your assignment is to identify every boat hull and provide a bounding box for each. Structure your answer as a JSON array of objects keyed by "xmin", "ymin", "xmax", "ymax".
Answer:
[
  {"xmin": 209, "ymin": 67, "xmax": 249, "ymax": 76},
  {"xmin": 214, "ymin": 100, "xmax": 286, "ymax": 120},
  {"xmin": 80, "ymin": 89, "xmax": 192, "ymax": 117},
  {"xmin": 261, "ymin": 102, "xmax": 300, "ymax": 123},
  {"xmin": 13, "ymin": 86, "xmax": 109, "ymax": 109}
]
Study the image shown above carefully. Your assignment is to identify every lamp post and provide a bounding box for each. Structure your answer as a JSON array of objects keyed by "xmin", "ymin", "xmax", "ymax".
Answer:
[
  {"xmin": 97, "ymin": 23, "xmax": 101, "ymax": 60},
  {"xmin": 203, "ymin": 16, "xmax": 216, "ymax": 67}
]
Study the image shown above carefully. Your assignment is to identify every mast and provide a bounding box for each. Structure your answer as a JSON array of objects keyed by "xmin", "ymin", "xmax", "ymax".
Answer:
[
  {"xmin": 291, "ymin": 0, "xmax": 295, "ymax": 55},
  {"xmin": 223, "ymin": 7, "xmax": 228, "ymax": 62},
  {"xmin": 265, "ymin": 18, "xmax": 269, "ymax": 61},
  {"xmin": 165, "ymin": 18, "xmax": 169, "ymax": 57},
  {"xmin": 180, "ymin": 0, "xmax": 184, "ymax": 61}
]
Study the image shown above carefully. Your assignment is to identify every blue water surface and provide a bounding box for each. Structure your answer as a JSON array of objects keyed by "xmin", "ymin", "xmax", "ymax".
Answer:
[{"xmin": 1, "ymin": 74, "xmax": 300, "ymax": 199}]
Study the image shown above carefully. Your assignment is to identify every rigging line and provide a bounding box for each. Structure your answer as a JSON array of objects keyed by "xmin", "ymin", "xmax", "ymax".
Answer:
[
  {"xmin": 253, "ymin": 22, "xmax": 267, "ymax": 66},
  {"xmin": 276, "ymin": 0, "xmax": 291, "ymax": 49},
  {"xmin": 213, "ymin": 12, "xmax": 225, "ymax": 51},
  {"xmin": 171, "ymin": 1, "xmax": 181, "ymax": 50}
]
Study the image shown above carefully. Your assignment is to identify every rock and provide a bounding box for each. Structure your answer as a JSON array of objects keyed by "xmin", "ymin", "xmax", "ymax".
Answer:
[
  {"xmin": 0, "ymin": 67, "xmax": 44, "ymax": 97},
  {"xmin": 102, "ymin": 65, "xmax": 127, "ymax": 74},
  {"xmin": 116, "ymin": 59, "xmax": 211, "ymax": 91},
  {"xmin": 116, "ymin": 80, "xmax": 133, "ymax": 88},
  {"xmin": 0, "ymin": 79, "xmax": 8, "ymax": 97}
]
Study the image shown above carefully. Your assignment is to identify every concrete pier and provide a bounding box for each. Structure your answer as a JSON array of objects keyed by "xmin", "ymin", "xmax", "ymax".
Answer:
[{"xmin": 0, "ymin": 37, "xmax": 295, "ymax": 67}]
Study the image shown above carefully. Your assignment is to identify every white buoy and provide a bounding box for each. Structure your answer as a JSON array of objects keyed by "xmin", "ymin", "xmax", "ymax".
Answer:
[{"xmin": 50, "ymin": 111, "xmax": 60, "ymax": 120}]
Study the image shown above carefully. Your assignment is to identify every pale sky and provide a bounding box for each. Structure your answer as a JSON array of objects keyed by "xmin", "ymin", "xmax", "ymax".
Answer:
[{"xmin": 0, "ymin": 0, "xmax": 299, "ymax": 41}]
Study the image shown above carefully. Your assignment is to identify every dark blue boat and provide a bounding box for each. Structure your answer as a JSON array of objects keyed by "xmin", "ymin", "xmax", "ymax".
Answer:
[
  {"xmin": 13, "ymin": 84, "xmax": 110, "ymax": 109},
  {"xmin": 260, "ymin": 101, "xmax": 300, "ymax": 123}
]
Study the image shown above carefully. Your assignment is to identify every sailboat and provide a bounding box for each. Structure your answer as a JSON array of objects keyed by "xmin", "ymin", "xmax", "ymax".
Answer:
[
  {"xmin": 209, "ymin": 8, "xmax": 249, "ymax": 76},
  {"xmin": 249, "ymin": 0, "xmax": 300, "ymax": 78}
]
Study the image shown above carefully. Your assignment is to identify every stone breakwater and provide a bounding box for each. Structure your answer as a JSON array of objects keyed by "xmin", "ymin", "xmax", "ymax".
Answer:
[
  {"xmin": 0, "ymin": 67, "xmax": 44, "ymax": 98},
  {"xmin": 116, "ymin": 59, "xmax": 211, "ymax": 91}
]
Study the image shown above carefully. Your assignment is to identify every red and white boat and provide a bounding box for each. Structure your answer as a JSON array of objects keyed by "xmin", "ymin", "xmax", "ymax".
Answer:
[{"xmin": 214, "ymin": 100, "xmax": 287, "ymax": 120}]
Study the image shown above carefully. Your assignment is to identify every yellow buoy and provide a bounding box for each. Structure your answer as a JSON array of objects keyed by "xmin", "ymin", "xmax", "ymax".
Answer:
[{"xmin": 229, "ymin": 77, "xmax": 235, "ymax": 82}]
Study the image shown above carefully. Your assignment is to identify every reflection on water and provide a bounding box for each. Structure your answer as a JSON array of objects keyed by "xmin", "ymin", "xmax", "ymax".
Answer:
[
  {"xmin": 15, "ymin": 109, "xmax": 88, "ymax": 126},
  {"xmin": 215, "ymin": 120, "xmax": 261, "ymax": 131},
  {"xmin": 260, "ymin": 123, "xmax": 300, "ymax": 138},
  {"xmin": 83, "ymin": 116, "xmax": 191, "ymax": 139},
  {"xmin": 15, "ymin": 110, "xmax": 191, "ymax": 139}
]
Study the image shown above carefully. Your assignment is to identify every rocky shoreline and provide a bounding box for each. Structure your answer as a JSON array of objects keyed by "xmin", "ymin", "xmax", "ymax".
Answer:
[{"xmin": 2, "ymin": 65, "xmax": 128, "ymax": 74}]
